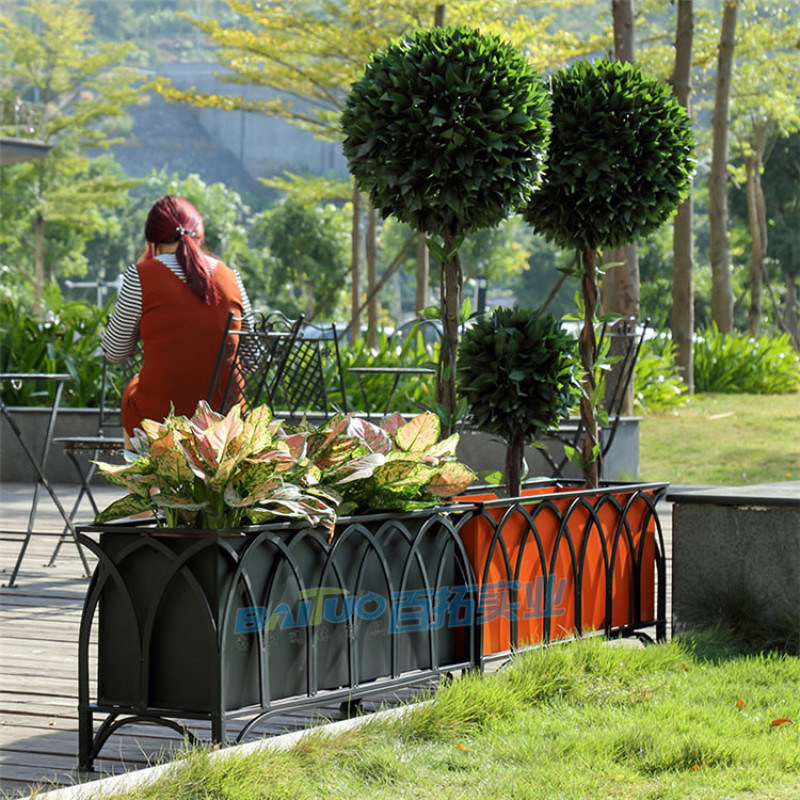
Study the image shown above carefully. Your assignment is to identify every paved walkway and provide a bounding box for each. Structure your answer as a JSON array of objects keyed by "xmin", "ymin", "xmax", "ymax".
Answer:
[{"xmin": 0, "ymin": 481, "xmax": 673, "ymax": 798}]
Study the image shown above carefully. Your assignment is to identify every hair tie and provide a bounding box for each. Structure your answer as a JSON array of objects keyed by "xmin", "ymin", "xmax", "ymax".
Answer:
[{"xmin": 176, "ymin": 225, "xmax": 197, "ymax": 238}]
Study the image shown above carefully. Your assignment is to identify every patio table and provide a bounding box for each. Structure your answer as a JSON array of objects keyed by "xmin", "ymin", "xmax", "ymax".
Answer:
[
  {"xmin": 0, "ymin": 373, "xmax": 91, "ymax": 586},
  {"xmin": 347, "ymin": 366, "xmax": 435, "ymax": 418}
]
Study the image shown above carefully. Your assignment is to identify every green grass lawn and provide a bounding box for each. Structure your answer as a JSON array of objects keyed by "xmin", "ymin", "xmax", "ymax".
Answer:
[
  {"xmin": 102, "ymin": 632, "xmax": 800, "ymax": 800},
  {"xmin": 639, "ymin": 392, "xmax": 800, "ymax": 486}
]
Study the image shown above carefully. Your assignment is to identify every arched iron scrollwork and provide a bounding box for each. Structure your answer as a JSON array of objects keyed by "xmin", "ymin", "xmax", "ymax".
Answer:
[{"xmin": 77, "ymin": 480, "xmax": 667, "ymax": 772}]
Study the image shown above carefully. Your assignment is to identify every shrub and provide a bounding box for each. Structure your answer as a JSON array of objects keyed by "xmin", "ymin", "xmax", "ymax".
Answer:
[
  {"xmin": 693, "ymin": 325, "xmax": 800, "ymax": 394},
  {"xmin": 633, "ymin": 335, "xmax": 689, "ymax": 412},
  {"xmin": 522, "ymin": 57, "xmax": 695, "ymax": 484},
  {"xmin": 0, "ymin": 291, "xmax": 110, "ymax": 407},
  {"xmin": 457, "ymin": 306, "xmax": 581, "ymax": 496},
  {"xmin": 341, "ymin": 25, "xmax": 551, "ymax": 430}
]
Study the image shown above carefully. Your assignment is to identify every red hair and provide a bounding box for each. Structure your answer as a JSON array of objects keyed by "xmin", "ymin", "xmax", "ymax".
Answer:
[{"xmin": 144, "ymin": 195, "xmax": 219, "ymax": 305}]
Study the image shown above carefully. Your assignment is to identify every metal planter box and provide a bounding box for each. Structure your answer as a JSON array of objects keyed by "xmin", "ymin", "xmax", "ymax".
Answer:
[
  {"xmin": 78, "ymin": 509, "xmax": 476, "ymax": 771},
  {"xmin": 454, "ymin": 480, "xmax": 668, "ymax": 660}
]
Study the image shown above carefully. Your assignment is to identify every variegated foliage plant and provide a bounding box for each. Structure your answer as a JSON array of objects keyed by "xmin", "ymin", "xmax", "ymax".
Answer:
[{"xmin": 93, "ymin": 401, "xmax": 475, "ymax": 531}]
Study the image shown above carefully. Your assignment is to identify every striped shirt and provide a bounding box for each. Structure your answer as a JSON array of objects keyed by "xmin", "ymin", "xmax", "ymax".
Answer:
[{"xmin": 100, "ymin": 254, "xmax": 253, "ymax": 363}]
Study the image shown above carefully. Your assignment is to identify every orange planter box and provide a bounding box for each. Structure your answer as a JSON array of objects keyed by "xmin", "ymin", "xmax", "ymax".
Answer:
[{"xmin": 455, "ymin": 483, "xmax": 661, "ymax": 656}]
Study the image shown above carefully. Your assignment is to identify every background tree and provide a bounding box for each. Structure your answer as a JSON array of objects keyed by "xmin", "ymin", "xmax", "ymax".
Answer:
[
  {"xmin": 157, "ymin": 0, "xmax": 603, "ymax": 339},
  {"xmin": 708, "ymin": 0, "xmax": 737, "ymax": 333},
  {"xmin": 726, "ymin": 3, "xmax": 800, "ymax": 337},
  {"xmin": 524, "ymin": 58, "xmax": 694, "ymax": 487},
  {"xmin": 670, "ymin": 0, "xmax": 696, "ymax": 392},
  {"xmin": 0, "ymin": 0, "xmax": 144, "ymax": 316},
  {"xmin": 602, "ymin": 0, "xmax": 640, "ymax": 415},
  {"xmin": 254, "ymin": 196, "xmax": 350, "ymax": 322},
  {"xmin": 341, "ymin": 26, "xmax": 551, "ymax": 434}
]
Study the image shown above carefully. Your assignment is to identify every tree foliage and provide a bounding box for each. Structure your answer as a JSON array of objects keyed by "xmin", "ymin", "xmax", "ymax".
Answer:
[
  {"xmin": 0, "ymin": 0, "xmax": 144, "ymax": 312},
  {"xmin": 254, "ymin": 196, "xmax": 350, "ymax": 321},
  {"xmin": 342, "ymin": 27, "xmax": 550, "ymax": 241},
  {"xmin": 524, "ymin": 58, "xmax": 695, "ymax": 252}
]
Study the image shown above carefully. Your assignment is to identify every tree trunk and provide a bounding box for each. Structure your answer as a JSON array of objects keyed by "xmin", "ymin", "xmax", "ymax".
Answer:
[
  {"xmin": 415, "ymin": 234, "xmax": 429, "ymax": 315},
  {"xmin": 437, "ymin": 229, "xmax": 462, "ymax": 436},
  {"xmin": 745, "ymin": 153, "xmax": 766, "ymax": 336},
  {"xmin": 671, "ymin": 0, "xmax": 695, "ymax": 393},
  {"xmin": 434, "ymin": 5, "xmax": 445, "ymax": 26},
  {"xmin": 580, "ymin": 248, "xmax": 601, "ymax": 489},
  {"xmin": 505, "ymin": 432, "xmax": 524, "ymax": 500},
  {"xmin": 33, "ymin": 211, "xmax": 44, "ymax": 319},
  {"xmin": 602, "ymin": 245, "xmax": 639, "ymax": 416},
  {"xmin": 605, "ymin": 0, "xmax": 638, "ymax": 416},
  {"xmin": 612, "ymin": 0, "xmax": 635, "ymax": 62},
  {"xmin": 349, "ymin": 185, "xmax": 361, "ymax": 343},
  {"xmin": 709, "ymin": 0, "xmax": 737, "ymax": 333},
  {"xmin": 366, "ymin": 204, "xmax": 378, "ymax": 348},
  {"xmin": 785, "ymin": 273, "xmax": 800, "ymax": 351}
]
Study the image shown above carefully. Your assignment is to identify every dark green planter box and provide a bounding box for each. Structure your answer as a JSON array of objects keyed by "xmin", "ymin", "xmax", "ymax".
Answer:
[{"xmin": 78, "ymin": 509, "xmax": 476, "ymax": 771}]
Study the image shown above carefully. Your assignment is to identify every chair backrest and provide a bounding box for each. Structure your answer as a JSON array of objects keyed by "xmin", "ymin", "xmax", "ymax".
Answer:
[
  {"xmin": 95, "ymin": 345, "xmax": 143, "ymax": 437},
  {"xmin": 540, "ymin": 317, "xmax": 649, "ymax": 480},
  {"xmin": 269, "ymin": 318, "xmax": 349, "ymax": 420},
  {"xmin": 207, "ymin": 311, "xmax": 304, "ymax": 415}
]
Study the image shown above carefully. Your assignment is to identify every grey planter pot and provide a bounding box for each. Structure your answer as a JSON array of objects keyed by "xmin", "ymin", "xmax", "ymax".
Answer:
[{"xmin": 77, "ymin": 509, "xmax": 476, "ymax": 772}]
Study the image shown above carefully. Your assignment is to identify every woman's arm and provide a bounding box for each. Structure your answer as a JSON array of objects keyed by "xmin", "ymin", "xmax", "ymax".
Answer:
[{"xmin": 100, "ymin": 263, "xmax": 142, "ymax": 363}]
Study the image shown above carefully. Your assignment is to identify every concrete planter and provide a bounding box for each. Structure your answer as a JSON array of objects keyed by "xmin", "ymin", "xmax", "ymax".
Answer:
[
  {"xmin": 456, "ymin": 417, "xmax": 641, "ymax": 483},
  {"xmin": 0, "ymin": 406, "xmax": 112, "ymax": 484},
  {"xmin": 669, "ymin": 482, "xmax": 800, "ymax": 636}
]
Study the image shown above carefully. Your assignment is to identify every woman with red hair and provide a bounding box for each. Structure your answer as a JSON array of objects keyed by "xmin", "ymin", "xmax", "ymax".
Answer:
[{"xmin": 101, "ymin": 195, "xmax": 252, "ymax": 444}]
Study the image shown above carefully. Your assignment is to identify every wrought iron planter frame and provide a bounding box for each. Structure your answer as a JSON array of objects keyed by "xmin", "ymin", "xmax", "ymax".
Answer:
[
  {"xmin": 77, "ymin": 508, "xmax": 477, "ymax": 772},
  {"xmin": 454, "ymin": 479, "xmax": 669, "ymax": 663},
  {"xmin": 77, "ymin": 480, "xmax": 667, "ymax": 771}
]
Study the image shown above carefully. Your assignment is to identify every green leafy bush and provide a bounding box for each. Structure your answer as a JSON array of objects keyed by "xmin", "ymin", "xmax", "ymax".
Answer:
[
  {"xmin": 94, "ymin": 402, "xmax": 475, "ymax": 528},
  {"xmin": 456, "ymin": 306, "xmax": 581, "ymax": 496},
  {"xmin": 633, "ymin": 335, "xmax": 689, "ymax": 412},
  {"xmin": 0, "ymin": 291, "xmax": 110, "ymax": 407},
  {"xmin": 693, "ymin": 325, "xmax": 800, "ymax": 394}
]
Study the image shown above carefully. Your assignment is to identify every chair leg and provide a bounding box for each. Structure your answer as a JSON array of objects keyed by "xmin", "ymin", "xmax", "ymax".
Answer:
[{"xmin": 46, "ymin": 450, "xmax": 100, "ymax": 568}]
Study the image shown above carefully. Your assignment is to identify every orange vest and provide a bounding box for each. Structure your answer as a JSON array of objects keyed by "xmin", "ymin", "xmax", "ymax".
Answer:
[{"xmin": 121, "ymin": 258, "xmax": 244, "ymax": 435}]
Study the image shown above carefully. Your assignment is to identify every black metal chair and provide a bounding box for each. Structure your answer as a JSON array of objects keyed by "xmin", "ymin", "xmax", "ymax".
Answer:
[
  {"xmin": 268, "ymin": 316, "xmax": 349, "ymax": 421},
  {"xmin": 48, "ymin": 346, "xmax": 142, "ymax": 565},
  {"xmin": 206, "ymin": 310, "xmax": 305, "ymax": 415},
  {"xmin": 542, "ymin": 317, "xmax": 649, "ymax": 480}
]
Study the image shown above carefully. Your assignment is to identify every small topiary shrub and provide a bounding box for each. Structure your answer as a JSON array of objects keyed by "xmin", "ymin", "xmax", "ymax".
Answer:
[{"xmin": 457, "ymin": 306, "xmax": 581, "ymax": 497}]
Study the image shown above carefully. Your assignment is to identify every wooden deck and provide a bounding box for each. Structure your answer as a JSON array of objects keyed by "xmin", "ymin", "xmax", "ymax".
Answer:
[{"xmin": 0, "ymin": 481, "xmax": 673, "ymax": 799}]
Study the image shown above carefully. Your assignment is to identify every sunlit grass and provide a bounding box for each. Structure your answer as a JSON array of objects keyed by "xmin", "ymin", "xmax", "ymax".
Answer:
[
  {"xmin": 639, "ymin": 392, "xmax": 800, "ymax": 485},
  {"xmin": 104, "ymin": 634, "xmax": 800, "ymax": 800}
]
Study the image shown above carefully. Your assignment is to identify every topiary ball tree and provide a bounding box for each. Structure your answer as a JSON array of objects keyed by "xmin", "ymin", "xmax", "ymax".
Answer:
[
  {"xmin": 457, "ymin": 306, "xmax": 581, "ymax": 498},
  {"xmin": 523, "ymin": 58, "xmax": 694, "ymax": 487},
  {"xmin": 341, "ymin": 26, "xmax": 550, "ymax": 434}
]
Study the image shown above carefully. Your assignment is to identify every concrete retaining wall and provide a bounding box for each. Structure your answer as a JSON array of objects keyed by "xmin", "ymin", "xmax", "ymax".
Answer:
[{"xmin": 669, "ymin": 482, "xmax": 800, "ymax": 633}]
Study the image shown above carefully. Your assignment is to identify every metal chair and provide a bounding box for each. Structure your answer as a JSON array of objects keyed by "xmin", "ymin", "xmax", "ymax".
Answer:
[
  {"xmin": 47, "ymin": 347, "xmax": 142, "ymax": 565},
  {"xmin": 542, "ymin": 317, "xmax": 649, "ymax": 480},
  {"xmin": 206, "ymin": 311, "xmax": 305, "ymax": 415},
  {"xmin": 268, "ymin": 316, "xmax": 349, "ymax": 421}
]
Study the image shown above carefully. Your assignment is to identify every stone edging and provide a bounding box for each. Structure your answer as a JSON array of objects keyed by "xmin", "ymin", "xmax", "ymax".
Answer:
[{"xmin": 26, "ymin": 701, "xmax": 427, "ymax": 800}]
